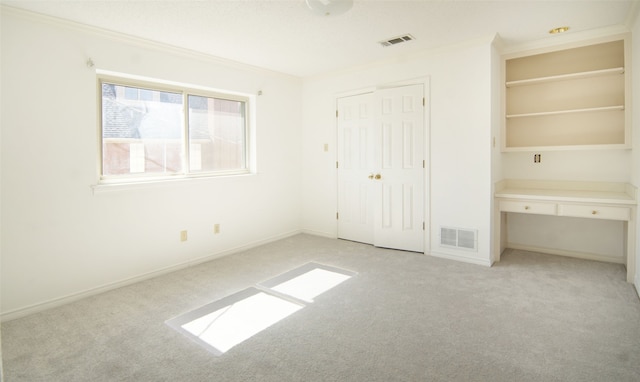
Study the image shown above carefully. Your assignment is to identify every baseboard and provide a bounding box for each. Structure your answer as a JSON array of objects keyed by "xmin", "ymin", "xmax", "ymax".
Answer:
[
  {"xmin": 635, "ymin": 274, "xmax": 640, "ymax": 300},
  {"xmin": 1, "ymin": 230, "xmax": 303, "ymax": 322},
  {"xmin": 506, "ymin": 243, "xmax": 625, "ymax": 264},
  {"xmin": 300, "ymin": 229, "xmax": 336, "ymax": 239},
  {"xmin": 428, "ymin": 250, "xmax": 492, "ymax": 267}
]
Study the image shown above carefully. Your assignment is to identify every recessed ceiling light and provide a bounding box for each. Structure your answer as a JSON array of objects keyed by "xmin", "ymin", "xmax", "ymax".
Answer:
[{"xmin": 549, "ymin": 26, "xmax": 570, "ymax": 34}]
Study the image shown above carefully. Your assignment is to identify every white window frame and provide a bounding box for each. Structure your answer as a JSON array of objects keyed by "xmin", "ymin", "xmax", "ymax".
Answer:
[{"xmin": 97, "ymin": 72, "xmax": 253, "ymax": 186}]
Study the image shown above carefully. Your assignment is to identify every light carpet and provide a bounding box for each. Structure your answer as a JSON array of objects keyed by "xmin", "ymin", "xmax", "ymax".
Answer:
[{"xmin": 2, "ymin": 234, "xmax": 640, "ymax": 381}]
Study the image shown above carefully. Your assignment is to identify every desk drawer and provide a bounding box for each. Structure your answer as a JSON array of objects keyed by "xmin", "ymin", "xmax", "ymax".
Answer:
[
  {"xmin": 500, "ymin": 200, "xmax": 557, "ymax": 215},
  {"xmin": 558, "ymin": 204, "xmax": 631, "ymax": 221}
]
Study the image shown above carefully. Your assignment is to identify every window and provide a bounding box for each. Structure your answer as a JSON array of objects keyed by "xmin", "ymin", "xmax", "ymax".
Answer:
[{"xmin": 99, "ymin": 76, "xmax": 250, "ymax": 183}]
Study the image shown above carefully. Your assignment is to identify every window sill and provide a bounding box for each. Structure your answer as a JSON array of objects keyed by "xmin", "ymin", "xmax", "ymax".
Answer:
[{"xmin": 91, "ymin": 172, "xmax": 255, "ymax": 195}]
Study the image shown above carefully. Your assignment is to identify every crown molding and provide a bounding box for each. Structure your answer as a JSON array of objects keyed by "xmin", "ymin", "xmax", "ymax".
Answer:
[
  {"xmin": 0, "ymin": 5, "xmax": 300, "ymax": 80},
  {"xmin": 500, "ymin": 24, "xmax": 630, "ymax": 56}
]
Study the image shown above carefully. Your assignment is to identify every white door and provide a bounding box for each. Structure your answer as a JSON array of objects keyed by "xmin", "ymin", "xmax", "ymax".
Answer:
[
  {"xmin": 373, "ymin": 84, "xmax": 424, "ymax": 252},
  {"xmin": 337, "ymin": 92, "xmax": 375, "ymax": 245},
  {"xmin": 337, "ymin": 84, "xmax": 425, "ymax": 252}
]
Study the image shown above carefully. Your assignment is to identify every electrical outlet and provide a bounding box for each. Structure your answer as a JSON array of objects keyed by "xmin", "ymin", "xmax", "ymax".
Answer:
[
  {"xmin": 534, "ymin": 154, "xmax": 541, "ymax": 163},
  {"xmin": 180, "ymin": 230, "xmax": 188, "ymax": 242},
  {"xmin": 214, "ymin": 224, "xmax": 220, "ymax": 234}
]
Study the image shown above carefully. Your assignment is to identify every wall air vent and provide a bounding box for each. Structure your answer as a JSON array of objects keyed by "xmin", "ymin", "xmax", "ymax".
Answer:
[
  {"xmin": 379, "ymin": 34, "xmax": 415, "ymax": 47},
  {"xmin": 440, "ymin": 227, "xmax": 478, "ymax": 251}
]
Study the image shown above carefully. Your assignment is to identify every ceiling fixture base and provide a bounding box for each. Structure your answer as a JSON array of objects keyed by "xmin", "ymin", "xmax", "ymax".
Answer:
[{"xmin": 306, "ymin": 0, "xmax": 353, "ymax": 16}]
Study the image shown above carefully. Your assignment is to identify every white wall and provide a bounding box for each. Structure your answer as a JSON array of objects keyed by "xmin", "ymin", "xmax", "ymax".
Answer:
[
  {"xmin": 301, "ymin": 37, "xmax": 495, "ymax": 266},
  {"xmin": 502, "ymin": 151, "xmax": 631, "ymax": 182},
  {"xmin": 0, "ymin": 9, "xmax": 303, "ymax": 319},
  {"xmin": 0, "ymin": 6, "xmax": 4, "ymax": 376},
  {"xmin": 632, "ymin": 11, "xmax": 640, "ymax": 291}
]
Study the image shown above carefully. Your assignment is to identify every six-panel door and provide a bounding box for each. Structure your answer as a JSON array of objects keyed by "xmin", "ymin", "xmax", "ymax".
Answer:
[{"xmin": 337, "ymin": 84, "xmax": 425, "ymax": 252}]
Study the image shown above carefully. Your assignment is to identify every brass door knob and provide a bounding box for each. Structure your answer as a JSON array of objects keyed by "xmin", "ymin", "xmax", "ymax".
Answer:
[
  {"xmin": 374, "ymin": 174, "xmax": 382, "ymax": 180},
  {"xmin": 368, "ymin": 174, "xmax": 374, "ymax": 179}
]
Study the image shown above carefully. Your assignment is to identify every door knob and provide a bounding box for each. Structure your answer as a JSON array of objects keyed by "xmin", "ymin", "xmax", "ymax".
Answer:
[
  {"xmin": 368, "ymin": 174, "xmax": 374, "ymax": 179},
  {"xmin": 374, "ymin": 174, "xmax": 382, "ymax": 180}
]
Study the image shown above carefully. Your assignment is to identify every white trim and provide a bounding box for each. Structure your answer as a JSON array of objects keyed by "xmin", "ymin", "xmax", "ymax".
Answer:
[
  {"xmin": 334, "ymin": 77, "xmax": 431, "ymax": 251},
  {"xmin": 0, "ymin": 230, "xmax": 302, "ymax": 322},
  {"xmin": 96, "ymin": 73, "xmax": 255, "ymax": 187},
  {"xmin": 1, "ymin": 5, "xmax": 296, "ymax": 79},
  {"xmin": 334, "ymin": 87, "xmax": 376, "ymax": 99},
  {"xmin": 506, "ymin": 243, "xmax": 625, "ymax": 265},
  {"xmin": 502, "ymin": 144, "xmax": 631, "ymax": 152},
  {"xmin": 501, "ymin": 28, "xmax": 630, "ymax": 57},
  {"xmin": 98, "ymin": 70, "xmax": 255, "ymax": 101},
  {"xmin": 428, "ymin": 250, "xmax": 492, "ymax": 267},
  {"xmin": 300, "ymin": 229, "xmax": 337, "ymax": 239}
]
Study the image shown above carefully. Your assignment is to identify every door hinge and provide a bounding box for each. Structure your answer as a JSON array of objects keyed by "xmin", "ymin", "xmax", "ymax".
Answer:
[
  {"xmin": 336, "ymin": 212, "xmax": 339, "ymax": 220},
  {"xmin": 423, "ymin": 97, "xmax": 425, "ymax": 106},
  {"xmin": 423, "ymin": 160, "xmax": 425, "ymax": 168},
  {"xmin": 336, "ymin": 161, "xmax": 339, "ymax": 169},
  {"xmin": 336, "ymin": 110, "xmax": 339, "ymax": 118},
  {"xmin": 423, "ymin": 222, "xmax": 425, "ymax": 230}
]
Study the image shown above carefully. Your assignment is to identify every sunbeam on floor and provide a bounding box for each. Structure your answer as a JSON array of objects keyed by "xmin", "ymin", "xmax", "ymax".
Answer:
[{"xmin": 166, "ymin": 262, "xmax": 356, "ymax": 355}]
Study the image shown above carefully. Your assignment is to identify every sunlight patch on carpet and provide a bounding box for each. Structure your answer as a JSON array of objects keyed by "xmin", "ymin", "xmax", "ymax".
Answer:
[
  {"xmin": 166, "ymin": 287, "xmax": 303, "ymax": 355},
  {"xmin": 259, "ymin": 262, "xmax": 355, "ymax": 302},
  {"xmin": 167, "ymin": 262, "xmax": 356, "ymax": 355}
]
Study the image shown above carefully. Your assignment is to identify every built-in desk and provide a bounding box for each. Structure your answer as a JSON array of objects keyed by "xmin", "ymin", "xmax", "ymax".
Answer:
[{"xmin": 494, "ymin": 180, "xmax": 637, "ymax": 282}]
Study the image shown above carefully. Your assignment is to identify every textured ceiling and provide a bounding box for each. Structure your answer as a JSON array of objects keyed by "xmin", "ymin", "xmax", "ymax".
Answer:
[{"xmin": 2, "ymin": 0, "xmax": 638, "ymax": 77}]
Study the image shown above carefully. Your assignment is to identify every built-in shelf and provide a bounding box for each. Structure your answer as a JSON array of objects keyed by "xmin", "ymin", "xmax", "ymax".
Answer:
[
  {"xmin": 503, "ymin": 143, "xmax": 628, "ymax": 152},
  {"xmin": 503, "ymin": 38, "xmax": 628, "ymax": 151},
  {"xmin": 505, "ymin": 67, "xmax": 624, "ymax": 88},
  {"xmin": 506, "ymin": 105, "xmax": 624, "ymax": 119}
]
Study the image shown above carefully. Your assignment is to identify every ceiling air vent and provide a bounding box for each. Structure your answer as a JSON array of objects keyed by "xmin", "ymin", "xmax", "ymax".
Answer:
[{"xmin": 379, "ymin": 34, "xmax": 415, "ymax": 47}]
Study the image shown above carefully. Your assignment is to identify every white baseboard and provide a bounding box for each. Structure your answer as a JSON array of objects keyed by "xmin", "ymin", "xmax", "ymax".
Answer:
[
  {"xmin": 428, "ymin": 250, "xmax": 492, "ymax": 267},
  {"xmin": 1, "ymin": 230, "xmax": 303, "ymax": 322},
  {"xmin": 506, "ymin": 243, "xmax": 625, "ymax": 264},
  {"xmin": 300, "ymin": 229, "xmax": 336, "ymax": 239}
]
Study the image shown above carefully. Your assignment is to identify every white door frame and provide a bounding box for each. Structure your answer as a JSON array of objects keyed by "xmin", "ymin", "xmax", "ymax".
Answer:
[{"xmin": 335, "ymin": 77, "xmax": 431, "ymax": 253}]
